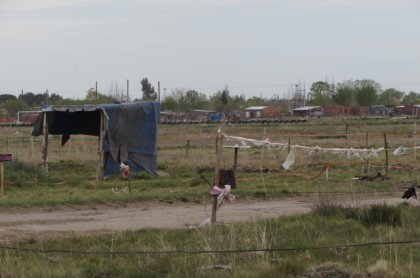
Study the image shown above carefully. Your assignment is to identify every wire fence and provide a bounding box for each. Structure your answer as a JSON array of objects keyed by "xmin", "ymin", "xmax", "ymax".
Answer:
[{"xmin": 1, "ymin": 239, "xmax": 420, "ymax": 256}]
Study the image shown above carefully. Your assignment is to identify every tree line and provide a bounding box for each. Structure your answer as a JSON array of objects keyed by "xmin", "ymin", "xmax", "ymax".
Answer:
[{"xmin": 1, "ymin": 78, "xmax": 419, "ymax": 118}]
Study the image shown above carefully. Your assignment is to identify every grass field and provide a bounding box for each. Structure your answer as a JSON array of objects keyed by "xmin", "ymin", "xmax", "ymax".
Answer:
[
  {"xmin": 1, "ymin": 203, "xmax": 420, "ymax": 277},
  {"xmin": 1, "ymin": 118, "xmax": 420, "ymax": 276}
]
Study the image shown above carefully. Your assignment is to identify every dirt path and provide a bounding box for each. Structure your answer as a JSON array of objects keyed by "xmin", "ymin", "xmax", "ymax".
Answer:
[{"xmin": 0, "ymin": 193, "xmax": 412, "ymax": 241}]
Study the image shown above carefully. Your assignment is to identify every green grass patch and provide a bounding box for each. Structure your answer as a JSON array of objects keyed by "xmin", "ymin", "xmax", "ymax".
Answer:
[{"xmin": 1, "ymin": 204, "xmax": 420, "ymax": 277}]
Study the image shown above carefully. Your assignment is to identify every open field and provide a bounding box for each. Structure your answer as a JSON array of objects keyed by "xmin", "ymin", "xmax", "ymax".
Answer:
[{"xmin": 1, "ymin": 118, "xmax": 420, "ymax": 276}]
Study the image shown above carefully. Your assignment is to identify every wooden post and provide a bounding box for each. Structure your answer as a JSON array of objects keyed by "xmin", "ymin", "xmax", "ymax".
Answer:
[
  {"xmin": 0, "ymin": 162, "xmax": 4, "ymax": 196},
  {"xmin": 384, "ymin": 132, "xmax": 388, "ymax": 174},
  {"xmin": 345, "ymin": 120, "xmax": 348, "ymax": 146},
  {"xmin": 96, "ymin": 110, "xmax": 105, "ymax": 181},
  {"xmin": 185, "ymin": 139, "xmax": 191, "ymax": 159},
  {"xmin": 364, "ymin": 132, "xmax": 370, "ymax": 175},
  {"xmin": 233, "ymin": 147, "xmax": 239, "ymax": 172},
  {"xmin": 30, "ymin": 136, "xmax": 34, "ymax": 161},
  {"xmin": 414, "ymin": 122, "xmax": 417, "ymax": 166},
  {"xmin": 212, "ymin": 126, "xmax": 224, "ymax": 224},
  {"xmin": 42, "ymin": 112, "xmax": 49, "ymax": 176},
  {"xmin": 288, "ymin": 138, "xmax": 291, "ymax": 154}
]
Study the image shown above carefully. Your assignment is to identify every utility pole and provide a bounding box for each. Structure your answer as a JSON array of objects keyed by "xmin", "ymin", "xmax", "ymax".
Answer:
[
  {"xmin": 95, "ymin": 81, "xmax": 98, "ymax": 101},
  {"xmin": 126, "ymin": 79, "xmax": 129, "ymax": 102},
  {"xmin": 158, "ymin": 81, "xmax": 161, "ymax": 102}
]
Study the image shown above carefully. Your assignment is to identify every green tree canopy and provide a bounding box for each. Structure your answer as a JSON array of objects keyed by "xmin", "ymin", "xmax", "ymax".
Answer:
[
  {"xmin": 85, "ymin": 88, "xmax": 115, "ymax": 104},
  {"xmin": 0, "ymin": 99, "xmax": 29, "ymax": 117},
  {"xmin": 333, "ymin": 79, "xmax": 380, "ymax": 106},
  {"xmin": 0, "ymin": 94, "xmax": 17, "ymax": 104},
  {"xmin": 402, "ymin": 91, "xmax": 420, "ymax": 105},
  {"xmin": 246, "ymin": 96, "xmax": 267, "ymax": 107},
  {"xmin": 309, "ymin": 81, "xmax": 333, "ymax": 106},
  {"xmin": 140, "ymin": 78, "xmax": 156, "ymax": 101},
  {"xmin": 378, "ymin": 88, "xmax": 404, "ymax": 105}
]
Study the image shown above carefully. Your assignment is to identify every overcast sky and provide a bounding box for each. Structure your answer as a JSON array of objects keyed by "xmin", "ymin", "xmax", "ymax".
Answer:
[{"xmin": 1, "ymin": 0, "xmax": 419, "ymax": 100}]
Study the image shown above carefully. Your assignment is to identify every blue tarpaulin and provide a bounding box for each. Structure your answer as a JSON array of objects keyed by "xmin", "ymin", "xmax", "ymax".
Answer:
[{"xmin": 32, "ymin": 102, "xmax": 160, "ymax": 176}]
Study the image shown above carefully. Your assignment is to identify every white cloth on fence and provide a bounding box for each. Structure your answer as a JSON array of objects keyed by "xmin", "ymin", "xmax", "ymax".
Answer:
[
  {"xmin": 282, "ymin": 146, "xmax": 297, "ymax": 170},
  {"xmin": 393, "ymin": 146, "xmax": 406, "ymax": 156}
]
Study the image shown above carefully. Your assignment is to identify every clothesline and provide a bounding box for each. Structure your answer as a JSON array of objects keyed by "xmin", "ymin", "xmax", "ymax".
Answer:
[{"xmin": 222, "ymin": 133, "xmax": 419, "ymax": 170}]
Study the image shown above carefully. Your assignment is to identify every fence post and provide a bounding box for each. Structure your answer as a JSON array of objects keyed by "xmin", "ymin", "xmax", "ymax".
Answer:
[
  {"xmin": 414, "ymin": 122, "xmax": 417, "ymax": 166},
  {"xmin": 185, "ymin": 139, "xmax": 191, "ymax": 159},
  {"xmin": 384, "ymin": 132, "xmax": 388, "ymax": 174}
]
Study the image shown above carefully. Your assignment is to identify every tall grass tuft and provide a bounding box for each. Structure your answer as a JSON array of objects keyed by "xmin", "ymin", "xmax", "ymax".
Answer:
[
  {"xmin": 361, "ymin": 204, "xmax": 402, "ymax": 227},
  {"xmin": 5, "ymin": 159, "xmax": 41, "ymax": 186}
]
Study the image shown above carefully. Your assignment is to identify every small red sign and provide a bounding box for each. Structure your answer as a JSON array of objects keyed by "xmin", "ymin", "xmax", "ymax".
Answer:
[{"xmin": 0, "ymin": 154, "xmax": 12, "ymax": 162}]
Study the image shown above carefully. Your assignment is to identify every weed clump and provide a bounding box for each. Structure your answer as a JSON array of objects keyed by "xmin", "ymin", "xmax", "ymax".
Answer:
[
  {"xmin": 5, "ymin": 159, "xmax": 41, "ymax": 186},
  {"xmin": 361, "ymin": 204, "xmax": 402, "ymax": 227}
]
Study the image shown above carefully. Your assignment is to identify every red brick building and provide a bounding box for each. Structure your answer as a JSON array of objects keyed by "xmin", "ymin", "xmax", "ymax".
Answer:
[
  {"xmin": 244, "ymin": 106, "xmax": 281, "ymax": 119},
  {"xmin": 324, "ymin": 105, "xmax": 368, "ymax": 117}
]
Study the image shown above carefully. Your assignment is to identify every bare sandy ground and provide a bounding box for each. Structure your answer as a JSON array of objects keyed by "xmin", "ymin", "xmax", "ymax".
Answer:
[{"xmin": 0, "ymin": 193, "xmax": 413, "ymax": 241}]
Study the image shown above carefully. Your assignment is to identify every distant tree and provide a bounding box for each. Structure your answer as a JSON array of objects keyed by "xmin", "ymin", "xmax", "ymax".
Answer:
[
  {"xmin": 246, "ymin": 96, "xmax": 267, "ymax": 107},
  {"xmin": 402, "ymin": 91, "xmax": 420, "ymax": 105},
  {"xmin": 0, "ymin": 99, "xmax": 29, "ymax": 117},
  {"xmin": 161, "ymin": 95, "xmax": 178, "ymax": 111},
  {"xmin": 231, "ymin": 94, "xmax": 247, "ymax": 111},
  {"xmin": 85, "ymin": 88, "xmax": 115, "ymax": 104},
  {"xmin": 107, "ymin": 82, "xmax": 128, "ymax": 102},
  {"xmin": 210, "ymin": 86, "xmax": 234, "ymax": 114},
  {"xmin": 180, "ymin": 90, "xmax": 208, "ymax": 111},
  {"xmin": 140, "ymin": 78, "xmax": 157, "ymax": 101},
  {"xmin": 333, "ymin": 85, "xmax": 353, "ymax": 106},
  {"xmin": 333, "ymin": 79, "xmax": 380, "ymax": 106},
  {"xmin": 48, "ymin": 93, "xmax": 63, "ymax": 104},
  {"xmin": 378, "ymin": 88, "xmax": 404, "ymax": 105},
  {"xmin": 355, "ymin": 80, "xmax": 380, "ymax": 106},
  {"xmin": 18, "ymin": 92, "xmax": 49, "ymax": 107},
  {"xmin": 309, "ymin": 81, "xmax": 333, "ymax": 106},
  {"xmin": 0, "ymin": 94, "xmax": 17, "ymax": 104}
]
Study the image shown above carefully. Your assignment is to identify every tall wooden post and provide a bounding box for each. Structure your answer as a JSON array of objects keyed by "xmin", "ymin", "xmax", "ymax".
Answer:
[
  {"xmin": 233, "ymin": 147, "xmax": 239, "ymax": 172},
  {"xmin": 185, "ymin": 139, "xmax": 191, "ymax": 159},
  {"xmin": 212, "ymin": 127, "xmax": 223, "ymax": 224},
  {"xmin": 0, "ymin": 162, "xmax": 4, "ymax": 196},
  {"xmin": 365, "ymin": 132, "xmax": 370, "ymax": 175},
  {"xmin": 96, "ymin": 110, "xmax": 105, "ymax": 181},
  {"xmin": 384, "ymin": 132, "xmax": 388, "ymax": 174},
  {"xmin": 42, "ymin": 112, "xmax": 49, "ymax": 176},
  {"xmin": 414, "ymin": 122, "xmax": 417, "ymax": 166}
]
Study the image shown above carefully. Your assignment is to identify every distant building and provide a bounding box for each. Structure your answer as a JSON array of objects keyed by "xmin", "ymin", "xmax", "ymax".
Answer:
[
  {"xmin": 244, "ymin": 105, "xmax": 281, "ymax": 119},
  {"xmin": 190, "ymin": 109, "xmax": 217, "ymax": 121},
  {"xmin": 292, "ymin": 106, "xmax": 323, "ymax": 117},
  {"xmin": 324, "ymin": 105, "xmax": 368, "ymax": 117},
  {"xmin": 394, "ymin": 105, "xmax": 420, "ymax": 116},
  {"xmin": 369, "ymin": 105, "xmax": 395, "ymax": 116}
]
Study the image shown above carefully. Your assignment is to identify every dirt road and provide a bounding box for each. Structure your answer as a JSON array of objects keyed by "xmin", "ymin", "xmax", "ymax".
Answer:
[{"xmin": 0, "ymin": 193, "xmax": 411, "ymax": 241}]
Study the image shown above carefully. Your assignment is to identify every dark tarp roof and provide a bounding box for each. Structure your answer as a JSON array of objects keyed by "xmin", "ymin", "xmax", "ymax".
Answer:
[{"xmin": 32, "ymin": 102, "xmax": 160, "ymax": 176}]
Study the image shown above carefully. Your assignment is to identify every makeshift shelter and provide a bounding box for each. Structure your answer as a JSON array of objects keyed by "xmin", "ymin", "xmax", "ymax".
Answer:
[{"xmin": 32, "ymin": 102, "xmax": 160, "ymax": 179}]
